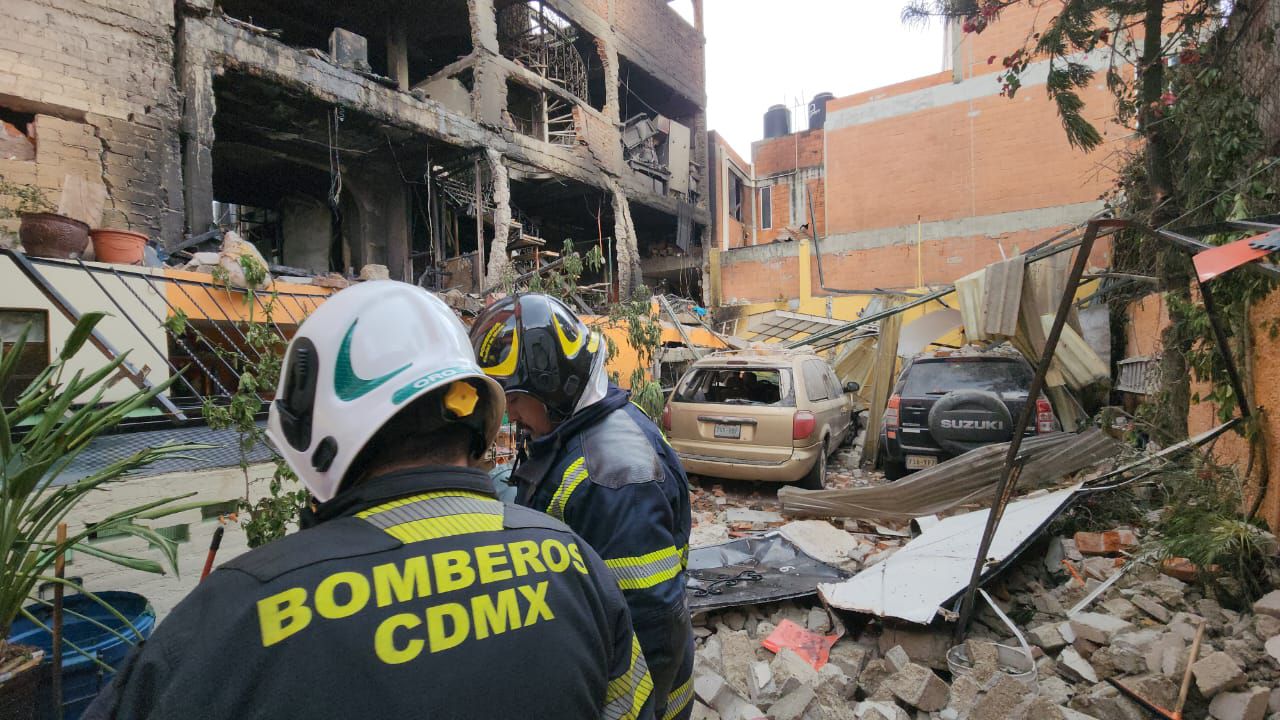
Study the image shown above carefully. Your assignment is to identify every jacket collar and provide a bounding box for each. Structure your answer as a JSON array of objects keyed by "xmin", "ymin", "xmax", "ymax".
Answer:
[
  {"xmin": 305, "ymin": 465, "xmax": 497, "ymax": 526},
  {"xmin": 512, "ymin": 385, "xmax": 630, "ymax": 504}
]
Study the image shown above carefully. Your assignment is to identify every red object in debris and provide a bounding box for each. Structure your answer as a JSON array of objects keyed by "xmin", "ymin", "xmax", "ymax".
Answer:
[
  {"xmin": 1192, "ymin": 230, "xmax": 1278, "ymax": 282},
  {"xmin": 761, "ymin": 619, "xmax": 838, "ymax": 670},
  {"xmin": 1160, "ymin": 557, "xmax": 1221, "ymax": 583},
  {"xmin": 1073, "ymin": 529, "xmax": 1138, "ymax": 555}
]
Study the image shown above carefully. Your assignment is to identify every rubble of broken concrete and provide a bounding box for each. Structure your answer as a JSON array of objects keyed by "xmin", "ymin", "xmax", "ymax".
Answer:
[{"xmin": 685, "ymin": 476, "xmax": 1280, "ymax": 720}]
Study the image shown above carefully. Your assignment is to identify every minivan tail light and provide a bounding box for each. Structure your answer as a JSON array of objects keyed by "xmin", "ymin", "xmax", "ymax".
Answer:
[
  {"xmin": 884, "ymin": 394, "xmax": 901, "ymax": 439},
  {"xmin": 661, "ymin": 404, "xmax": 672, "ymax": 432},
  {"xmin": 793, "ymin": 410, "xmax": 816, "ymax": 440},
  {"xmin": 1036, "ymin": 397, "xmax": 1054, "ymax": 433}
]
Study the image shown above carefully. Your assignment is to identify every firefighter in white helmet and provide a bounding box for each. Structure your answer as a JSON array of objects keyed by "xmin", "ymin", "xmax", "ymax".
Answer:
[{"xmin": 86, "ymin": 281, "xmax": 653, "ymax": 720}]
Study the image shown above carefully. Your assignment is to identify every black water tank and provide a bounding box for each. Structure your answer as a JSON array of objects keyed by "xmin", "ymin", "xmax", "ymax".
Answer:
[
  {"xmin": 808, "ymin": 92, "xmax": 835, "ymax": 131},
  {"xmin": 763, "ymin": 104, "xmax": 791, "ymax": 139}
]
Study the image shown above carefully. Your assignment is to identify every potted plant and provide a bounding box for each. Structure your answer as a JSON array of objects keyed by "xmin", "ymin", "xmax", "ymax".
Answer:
[
  {"xmin": 0, "ymin": 174, "xmax": 90, "ymax": 260},
  {"xmin": 90, "ymin": 209, "xmax": 149, "ymax": 265},
  {"xmin": 0, "ymin": 312, "xmax": 201, "ymax": 715}
]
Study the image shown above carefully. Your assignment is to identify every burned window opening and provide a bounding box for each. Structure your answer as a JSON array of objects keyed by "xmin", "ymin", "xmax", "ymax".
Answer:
[
  {"xmin": 0, "ymin": 106, "xmax": 37, "ymax": 161},
  {"xmin": 498, "ymin": 1, "xmax": 592, "ymax": 107},
  {"xmin": 618, "ymin": 62, "xmax": 699, "ymax": 202},
  {"xmin": 505, "ymin": 79, "xmax": 576, "ymax": 147},
  {"xmin": 218, "ymin": 0, "xmax": 472, "ymax": 87}
]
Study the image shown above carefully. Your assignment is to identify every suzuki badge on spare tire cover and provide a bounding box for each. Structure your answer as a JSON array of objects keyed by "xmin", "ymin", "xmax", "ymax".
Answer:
[{"xmin": 927, "ymin": 390, "xmax": 1014, "ymax": 455}]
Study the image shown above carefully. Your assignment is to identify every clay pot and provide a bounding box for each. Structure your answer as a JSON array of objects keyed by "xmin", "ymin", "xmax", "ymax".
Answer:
[
  {"xmin": 90, "ymin": 228, "xmax": 149, "ymax": 265},
  {"xmin": 18, "ymin": 213, "xmax": 90, "ymax": 259}
]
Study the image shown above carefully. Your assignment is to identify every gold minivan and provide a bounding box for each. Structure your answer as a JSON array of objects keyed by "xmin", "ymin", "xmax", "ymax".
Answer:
[{"xmin": 662, "ymin": 350, "xmax": 859, "ymax": 489}]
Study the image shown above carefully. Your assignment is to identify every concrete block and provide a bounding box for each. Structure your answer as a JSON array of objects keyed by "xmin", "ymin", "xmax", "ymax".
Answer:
[
  {"xmin": 1101, "ymin": 598, "xmax": 1140, "ymax": 620},
  {"xmin": 884, "ymin": 645, "xmax": 911, "ymax": 673},
  {"xmin": 1040, "ymin": 676, "xmax": 1075, "ymax": 707},
  {"xmin": 858, "ymin": 658, "xmax": 893, "ymax": 697},
  {"xmin": 1070, "ymin": 613, "xmax": 1136, "ymax": 646},
  {"xmin": 828, "ymin": 641, "xmax": 870, "ymax": 678},
  {"xmin": 884, "ymin": 663, "xmax": 948, "ymax": 712},
  {"xmin": 1209, "ymin": 687, "xmax": 1270, "ymax": 720},
  {"xmin": 807, "ymin": 606, "xmax": 832, "ymax": 633},
  {"xmin": 1254, "ymin": 590, "xmax": 1280, "ymax": 620},
  {"xmin": 766, "ymin": 685, "xmax": 814, "ymax": 720},
  {"xmin": 1030, "ymin": 623, "xmax": 1068, "ymax": 651},
  {"xmin": 1131, "ymin": 595, "xmax": 1172, "ymax": 623},
  {"xmin": 769, "ymin": 648, "xmax": 818, "ymax": 696},
  {"xmin": 854, "ymin": 700, "xmax": 910, "ymax": 720},
  {"xmin": 720, "ymin": 630, "xmax": 757, "ymax": 698},
  {"xmin": 1192, "ymin": 651, "xmax": 1247, "ymax": 698},
  {"xmin": 1266, "ymin": 635, "xmax": 1280, "ymax": 664},
  {"xmin": 970, "ymin": 674, "xmax": 1032, "ymax": 720},
  {"xmin": 1057, "ymin": 647, "xmax": 1099, "ymax": 684},
  {"xmin": 1143, "ymin": 632, "xmax": 1187, "ymax": 678}
]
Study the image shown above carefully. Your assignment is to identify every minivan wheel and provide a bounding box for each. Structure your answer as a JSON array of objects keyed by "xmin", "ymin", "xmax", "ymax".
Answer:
[
  {"xmin": 798, "ymin": 440, "xmax": 827, "ymax": 490},
  {"xmin": 882, "ymin": 458, "xmax": 908, "ymax": 482}
]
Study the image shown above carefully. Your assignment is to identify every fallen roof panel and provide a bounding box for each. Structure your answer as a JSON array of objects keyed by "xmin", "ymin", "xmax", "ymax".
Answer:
[
  {"xmin": 778, "ymin": 430, "xmax": 1121, "ymax": 521},
  {"xmin": 686, "ymin": 531, "xmax": 851, "ymax": 613},
  {"xmin": 819, "ymin": 484, "xmax": 1081, "ymax": 624}
]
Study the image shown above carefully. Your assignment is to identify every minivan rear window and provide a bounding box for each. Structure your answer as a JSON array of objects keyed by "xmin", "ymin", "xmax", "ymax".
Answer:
[
  {"xmin": 902, "ymin": 359, "xmax": 1034, "ymax": 396},
  {"xmin": 673, "ymin": 368, "xmax": 795, "ymax": 406}
]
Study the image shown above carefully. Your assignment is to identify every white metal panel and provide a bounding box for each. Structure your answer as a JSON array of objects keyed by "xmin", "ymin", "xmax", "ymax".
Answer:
[
  {"xmin": 667, "ymin": 120, "xmax": 692, "ymax": 195},
  {"xmin": 819, "ymin": 484, "xmax": 1081, "ymax": 624}
]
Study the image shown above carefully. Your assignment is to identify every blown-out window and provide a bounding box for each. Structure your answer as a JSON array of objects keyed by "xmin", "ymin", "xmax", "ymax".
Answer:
[{"xmin": 1, "ymin": 309, "xmax": 49, "ymax": 406}]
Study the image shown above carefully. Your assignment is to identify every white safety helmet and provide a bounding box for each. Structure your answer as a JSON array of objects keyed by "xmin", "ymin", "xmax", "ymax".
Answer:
[{"xmin": 266, "ymin": 281, "xmax": 505, "ymax": 503}]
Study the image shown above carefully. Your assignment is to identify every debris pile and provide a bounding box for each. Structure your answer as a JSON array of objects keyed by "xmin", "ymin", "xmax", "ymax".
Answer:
[{"xmin": 684, "ymin": 523, "xmax": 1280, "ymax": 720}]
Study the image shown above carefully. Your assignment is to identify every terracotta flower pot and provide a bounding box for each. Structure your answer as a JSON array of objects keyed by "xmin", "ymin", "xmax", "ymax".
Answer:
[
  {"xmin": 90, "ymin": 228, "xmax": 149, "ymax": 265},
  {"xmin": 18, "ymin": 213, "xmax": 90, "ymax": 259}
]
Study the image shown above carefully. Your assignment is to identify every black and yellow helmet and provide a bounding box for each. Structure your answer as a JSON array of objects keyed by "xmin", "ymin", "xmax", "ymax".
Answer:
[{"xmin": 470, "ymin": 294, "xmax": 603, "ymax": 421}]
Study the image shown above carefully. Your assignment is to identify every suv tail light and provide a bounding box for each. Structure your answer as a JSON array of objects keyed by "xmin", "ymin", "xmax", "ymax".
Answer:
[
  {"xmin": 793, "ymin": 410, "xmax": 816, "ymax": 440},
  {"xmin": 884, "ymin": 394, "xmax": 901, "ymax": 439},
  {"xmin": 661, "ymin": 404, "xmax": 672, "ymax": 432},
  {"xmin": 1036, "ymin": 397, "xmax": 1054, "ymax": 433}
]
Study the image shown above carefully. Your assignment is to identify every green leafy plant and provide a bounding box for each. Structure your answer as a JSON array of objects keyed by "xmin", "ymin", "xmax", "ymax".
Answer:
[
  {"xmin": 0, "ymin": 174, "xmax": 55, "ymax": 218},
  {"xmin": 1, "ymin": 313, "xmax": 205, "ymax": 667},
  {"xmin": 1151, "ymin": 459, "xmax": 1277, "ymax": 609},
  {"xmin": 202, "ymin": 257, "xmax": 306, "ymax": 547}
]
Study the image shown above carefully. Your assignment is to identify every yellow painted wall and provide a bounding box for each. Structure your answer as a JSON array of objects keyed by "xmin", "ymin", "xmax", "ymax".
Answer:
[{"xmin": 584, "ymin": 316, "xmax": 727, "ymax": 388}]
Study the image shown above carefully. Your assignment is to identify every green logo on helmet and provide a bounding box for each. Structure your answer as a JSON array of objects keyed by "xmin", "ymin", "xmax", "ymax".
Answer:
[
  {"xmin": 334, "ymin": 319, "xmax": 411, "ymax": 401},
  {"xmin": 391, "ymin": 366, "xmax": 471, "ymax": 405}
]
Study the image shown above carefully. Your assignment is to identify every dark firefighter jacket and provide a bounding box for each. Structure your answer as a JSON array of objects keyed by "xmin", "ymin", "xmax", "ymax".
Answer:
[
  {"xmin": 83, "ymin": 466, "xmax": 654, "ymax": 720},
  {"xmin": 511, "ymin": 386, "xmax": 694, "ymax": 720}
]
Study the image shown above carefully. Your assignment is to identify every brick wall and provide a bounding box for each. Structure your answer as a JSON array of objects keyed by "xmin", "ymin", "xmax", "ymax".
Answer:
[
  {"xmin": 611, "ymin": 0, "xmax": 705, "ymax": 101},
  {"xmin": 753, "ymin": 129, "xmax": 823, "ymax": 176},
  {"xmin": 0, "ymin": 0, "xmax": 182, "ymax": 241}
]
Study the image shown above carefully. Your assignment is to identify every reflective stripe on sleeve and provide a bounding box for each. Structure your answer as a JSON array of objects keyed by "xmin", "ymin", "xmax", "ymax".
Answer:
[
  {"xmin": 546, "ymin": 456, "xmax": 588, "ymax": 521},
  {"xmin": 604, "ymin": 545, "xmax": 683, "ymax": 591},
  {"xmin": 604, "ymin": 635, "xmax": 653, "ymax": 720}
]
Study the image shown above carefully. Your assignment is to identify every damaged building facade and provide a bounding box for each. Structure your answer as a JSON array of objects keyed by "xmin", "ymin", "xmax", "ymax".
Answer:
[
  {"xmin": 709, "ymin": 3, "xmax": 1123, "ymax": 304},
  {"xmin": 0, "ymin": 0, "xmax": 708, "ymax": 298}
]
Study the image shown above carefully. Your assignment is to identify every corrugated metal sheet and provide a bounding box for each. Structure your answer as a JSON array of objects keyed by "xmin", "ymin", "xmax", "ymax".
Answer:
[
  {"xmin": 956, "ymin": 269, "xmax": 985, "ymax": 340},
  {"xmin": 981, "ymin": 257, "xmax": 1026, "ymax": 339},
  {"xmin": 819, "ymin": 484, "xmax": 1081, "ymax": 623},
  {"xmin": 779, "ymin": 430, "xmax": 1121, "ymax": 521},
  {"xmin": 1040, "ymin": 315, "xmax": 1109, "ymax": 389}
]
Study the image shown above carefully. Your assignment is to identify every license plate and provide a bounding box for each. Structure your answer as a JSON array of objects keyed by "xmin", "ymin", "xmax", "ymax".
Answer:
[
  {"xmin": 714, "ymin": 424, "xmax": 741, "ymax": 439},
  {"xmin": 905, "ymin": 455, "xmax": 938, "ymax": 470}
]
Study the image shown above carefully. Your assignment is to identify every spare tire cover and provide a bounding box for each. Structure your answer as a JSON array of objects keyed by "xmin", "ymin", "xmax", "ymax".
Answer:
[{"xmin": 927, "ymin": 389, "xmax": 1014, "ymax": 456}]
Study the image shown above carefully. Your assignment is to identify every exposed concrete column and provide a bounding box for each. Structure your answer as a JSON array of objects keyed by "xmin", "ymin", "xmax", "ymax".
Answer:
[
  {"xmin": 609, "ymin": 181, "xmax": 643, "ymax": 296},
  {"xmin": 468, "ymin": 0, "xmax": 506, "ymax": 125},
  {"xmin": 176, "ymin": 18, "xmax": 216, "ymax": 240},
  {"xmin": 387, "ymin": 20, "xmax": 410, "ymax": 92},
  {"xmin": 598, "ymin": 37, "xmax": 621, "ymax": 124},
  {"xmin": 484, "ymin": 148, "xmax": 513, "ymax": 287},
  {"xmin": 691, "ymin": 0, "xmax": 704, "ymax": 34},
  {"xmin": 797, "ymin": 237, "xmax": 812, "ymax": 301}
]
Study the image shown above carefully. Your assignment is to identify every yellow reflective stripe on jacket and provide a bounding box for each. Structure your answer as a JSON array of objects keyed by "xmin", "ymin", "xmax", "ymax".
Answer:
[
  {"xmin": 357, "ymin": 491, "xmax": 503, "ymax": 543},
  {"xmin": 679, "ymin": 544, "xmax": 689, "ymax": 571},
  {"xmin": 604, "ymin": 545, "xmax": 683, "ymax": 591},
  {"xmin": 663, "ymin": 674, "xmax": 693, "ymax": 720},
  {"xmin": 546, "ymin": 457, "xmax": 588, "ymax": 521},
  {"xmin": 604, "ymin": 635, "xmax": 653, "ymax": 720}
]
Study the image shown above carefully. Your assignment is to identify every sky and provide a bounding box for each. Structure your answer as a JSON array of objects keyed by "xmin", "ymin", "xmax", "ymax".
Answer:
[{"xmin": 670, "ymin": 1, "xmax": 946, "ymax": 158}]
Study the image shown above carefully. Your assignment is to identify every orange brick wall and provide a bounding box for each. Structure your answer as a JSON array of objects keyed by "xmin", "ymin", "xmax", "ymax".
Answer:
[{"xmin": 754, "ymin": 129, "xmax": 823, "ymax": 176}]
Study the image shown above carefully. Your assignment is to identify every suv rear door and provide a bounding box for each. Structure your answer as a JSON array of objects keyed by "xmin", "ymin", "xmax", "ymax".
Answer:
[
  {"xmin": 668, "ymin": 365, "xmax": 797, "ymax": 463},
  {"xmin": 896, "ymin": 356, "xmax": 1036, "ymax": 448}
]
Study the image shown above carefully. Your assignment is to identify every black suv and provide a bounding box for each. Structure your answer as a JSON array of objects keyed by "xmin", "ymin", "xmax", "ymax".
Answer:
[{"xmin": 879, "ymin": 350, "xmax": 1057, "ymax": 480}]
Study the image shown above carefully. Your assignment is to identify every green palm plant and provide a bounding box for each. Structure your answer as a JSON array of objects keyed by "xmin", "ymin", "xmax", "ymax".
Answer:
[{"xmin": 1, "ymin": 312, "xmax": 205, "ymax": 668}]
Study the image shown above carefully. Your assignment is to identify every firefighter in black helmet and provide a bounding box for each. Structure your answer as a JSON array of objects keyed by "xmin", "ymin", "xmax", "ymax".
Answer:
[{"xmin": 472, "ymin": 294, "xmax": 695, "ymax": 720}]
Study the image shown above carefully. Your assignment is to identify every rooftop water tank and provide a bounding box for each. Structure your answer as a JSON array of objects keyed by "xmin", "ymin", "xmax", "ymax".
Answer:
[
  {"xmin": 808, "ymin": 92, "xmax": 835, "ymax": 131},
  {"xmin": 763, "ymin": 104, "xmax": 791, "ymax": 139}
]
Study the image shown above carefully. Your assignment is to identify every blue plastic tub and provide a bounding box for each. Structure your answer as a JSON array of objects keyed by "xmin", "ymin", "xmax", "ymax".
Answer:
[{"xmin": 7, "ymin": 591, "xmax": 155, "ymax": 720}]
